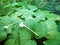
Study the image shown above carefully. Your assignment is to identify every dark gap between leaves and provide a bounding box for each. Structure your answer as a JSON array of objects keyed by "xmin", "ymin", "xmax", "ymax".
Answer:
[
  {"xmin": 31, "ymin": 36, "xmax": 48, "ymax": 45},
  {"xmin": 18, "ymin": 15, "xmax": 25, "ymax": 20},
  {"xmin": 55, "ymin": 21, "xmax": 60, "ymax": 32},
  {"xmin": 50, "ymin": 10, "xmax": 60, "ymax": 15},
  {"xmin": 0, "ymin": 34, "xmax": 10, "ymax": 45},
  {"xmin": 32, "ymin": 15, "xmax": 36, "ymax": 18}
]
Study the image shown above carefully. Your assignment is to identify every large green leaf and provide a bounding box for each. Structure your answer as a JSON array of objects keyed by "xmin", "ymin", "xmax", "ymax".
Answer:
[
  {"xmin": 8, "ymin": 23, "xmax": 32, "ymax": 40},
  {"xmin": 4, "ymin": 21, "xmax": 33, "ymax": 45},
  {"xmin": 1, "ymin": 1, "xmax": 60, "ymax": 45},
  {"xmin": 45, "ymin": 19, "xmax": 60, "ymax": 40},
  {"xmin": 24, "ymin": 19, "xmax": 48, "ymax": 39}
]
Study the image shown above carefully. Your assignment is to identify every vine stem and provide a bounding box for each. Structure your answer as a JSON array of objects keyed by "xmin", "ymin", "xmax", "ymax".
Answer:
[
  {"xmin": 24, "ymin": 25, "xmax": 39, "ymax": 36},
  {"xmin": 4, "ymin": 20, "xmax": 20, "ymax": 29},
  {"xmin": 19, "ymin": 22, "xmax": 39, "ymax": 36},
  {"xmin": 8, "ymin": 20, "xmax": 19, "ymax": 27}
]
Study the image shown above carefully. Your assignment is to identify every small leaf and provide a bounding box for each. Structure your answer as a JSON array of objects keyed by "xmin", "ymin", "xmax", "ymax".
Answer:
[
  {"xmin": 34, "ymin": 10, "xmax": 46, "ymax": 20},
  {"xmin": 43, "ymin": 11, "xmax": 60, "ymax": 21},
  {"xmin": 56, "ymin": 5, "xmax": 60, "ymax": 11},
  {"xmin": 43, "ymin": 40, "xmax": 60, "ymax": 45},
  {"xmin": 21, "ymin": 40, "xmax": 37, "ymax": 45},
  {"xmin": 26, "ymin": 4, "xmax": 37, "ymax": 11},
  {"xmin": 15, "ymin": 8, "xmax": 35, "ymax": 19},
  {"xmin": 0, "ymin": 31, "xmax": 7, "ymax": 42}
]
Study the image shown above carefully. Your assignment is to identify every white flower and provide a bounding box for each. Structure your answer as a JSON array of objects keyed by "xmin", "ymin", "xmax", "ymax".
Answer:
[
  {"xmin": 4, "ymin": 26, "xmax": 9, "ymax": 29},
  {"xmin": 19, "ymin": 22, "xmax": 25, "ymax": 27}
]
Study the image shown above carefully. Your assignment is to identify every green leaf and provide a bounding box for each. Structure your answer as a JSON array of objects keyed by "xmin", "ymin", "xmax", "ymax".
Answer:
[
  {"xmin": 26, "ymin": 4, "xmax": 37, "ymax": 11},
  {"xmin": 4, "ymin": 39, "xmax": 20, "ymax": 45},
  {"xmin": 0, "ymin": 18, "xmax": 8, "ymax": 42},
  {"xmin": 43, "ymin": 10, "xmax": 60, "ymax": 21},
  {"xmin": 24, "ymin": 19, "xmax": 47, "ymax": 39},
  {"xmin": 0, "ymin": 15, "xmax": 21, "ymax": 42},
  {"xmin": 19, "ymin": 28, "xmax": 32, "ymax": 40},
  {"xmin": 45, "ymin": 19, "xmax": 57, "ymax": 32},
  {"xmin": 4, "ymin": 23, "xmax": 20, "ymax": 45},
  {"xmin": 34, "ymin": 10, "xmax": 46, "ymax": 20},
  {"xmin": 0, "ymin": 31, "xmax": 7, "ymax": 42},
  {"xmin": 16, "ymin": 8, "xmax": 35, "ymax": 19},
  {"xmin": 43, "ymin": 40, "xmax": 60, "ymax": 45},
  {"xmin": 0, "ymin": 16, "xmax": 12, "ymax": 25},
  {"xmin": 45, "ymin": 32, "xmax": 60, "ymax": 40},
  {"xmin": 6, "ymin": 22, "xmax": 32, "ymax": 39},
  {"xmin": 21, "ymin": 40, "xmax": 37, "ymax": 45},
  {"xmin": 45, "ymin": 19, "xmax": 60, "ymax": 40},
  {"xmin": 56, "ymin": 5, "xmax": 60, "ymax": 11},
  {"xmin": 34, "ymin": 22, "xmax": 48, "ymax": 39},
  {"xmin": 5, "ymin": 39, "xmax": 36, "ymax": 45},
  {"xmin": 4, "ymin": 22, "xmax": 33, "ymax": 45}
]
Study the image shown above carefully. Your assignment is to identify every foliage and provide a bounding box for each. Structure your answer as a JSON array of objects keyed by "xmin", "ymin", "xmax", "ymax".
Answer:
[
  {"xmin": 0, "ymin": 0, "xmax": 60, "ymax": 45},
  {"xmin": 56, "ymin": 5, "xmax": 60, "ymax": 11}
]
